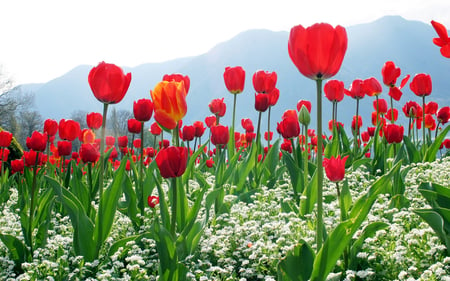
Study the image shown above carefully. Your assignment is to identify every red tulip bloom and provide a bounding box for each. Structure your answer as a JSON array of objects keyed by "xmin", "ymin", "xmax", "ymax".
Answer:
[
  {"xmin": 410, "ymin": 73, "xmax": 432, "ymax": 97},
  {"xmin": 210, "ymin": 125, "xmax": 229, "ymax": 146},
  {"xmin": 133, "ymin": 139, "xmax": 141, "ymax": 149},
  {"xmin": 79, "ymin": 143, "xmax": 100, "ymax": 163},
  {"xmin": 118, "ymin": 135, "xmax": 128, "ymax": 148},
  {"xmin": 182, "ymin": 125, "xmax": 195, "ymax": 142},
  {"xmin": 252, "ymin": 70, "xmax": 277, "ymax": 93},
  {"xmin": 147, "ymin": 195, "xmax": 160, "ymax": 208},
  {"xmin": 437, "ymin": 106, "xmax": 450, "ymax": 124},
  {"xmin": 373, "ymin": 98, "xmax": 388, "ymax": 114},
  {"xmin": 128, "ymin": 118, "xmax": 142, "ymax": 134},
  {"xmin": 425, "ymin": 114, "xmax": 436, "ymax": 130},
  {"xmin": 264, "ymin": 131, "xmax": 273, "ymax": 141},
  {"xmin": 367, "ymin": 127, "xmax": 376, "ymax": 137},
  {"xmin": 151, "ymin": 80, "xmax": 187, "ymax": 130},
  {"xmin": 383, "ymin": 124, "xmax": 404, "ymax": 144},
  {"xmin": 280, "ymin": 139, "xmax": 293, "ymax": 153},
  {"xmin": 43, "ymin": 119, "xmax": 58, "ymax": 137},
  {"xmin": 297, "ymin": 100, "xmax": 312, "ymax": 113},
  {"xmin": 345, "ymin": 79, "xmax": 365, "ymax": 99},
  {"xmin": 150, "ymin": 122, "xmax": 162, "ymax": 136},
  {"xmin": 26, "ymin": 131, "xmax": 47, "ymax": 152},
  {"xmin": 403, "ymin": 101, "xmax": 422, "ymax": 118},
  {"xmin": 205, "ymin": 158, "xmax": 214, "ymax": 168},
  {"xmin": 163, "ymin": 73, "xmax": 190, "ymax": 94},
  {"xmin": 0, "ymin": 131, "xmax": 13, "ymax": 148},
  {"xmin": 288, "ymin": 23, "xmax": 347, "ymax": 80},
  {"xmin": 328, "ymin": 120, "xmax": 344, "ymax": 131},
  {"xmin": 57, "ymin": 140, "xmax": 72, "ymax": 156},
  {"xmin": 323, "ymin": 155, "xmax": 349, "ymax": 182},
  {"xmin": 204, "ymin": 115, "xmax": 217, "ymax": 128},
  {"xmin": 224, "ymin": 66, "xmax": 245, "ymax": 94},
  {"xmin": 105, "ymin": 136, "xmax": 115, "ymax": 147},
  {"xmin": 324, "ymin": 80, "xmax": 345, "ymax": 102},
  {"xmin": 254, "ymin": 93, "xmax": 270, "ymax": 112},
  {"xmin": 425, "ymin": 101, "xmax": 438, "ymax": 115},
  {"xmin": 133, "ymin": 98, "xmax": 154, "ymax": 122},
  {"xmin": 268, "ymin": 88, "xmax": 280, "ymax": 106},
  {"xmin": 431, "ymin": 20, "xmax": 450, "ymax": 58},
  {"xmin": 385, "ymin": 108, "xmax": 398, "ymax": 122},
  {"xmin": 351, "ymin": 115, "xmax": 363, "ymax": 133},
  {"xmin": 155, "ymin": 146, "xmax": 188, "ymax": 178},
  {"xmin": 361, "ymin": 131, "xmax": 370, "ymax": 143},
  {"xmin": 209, "ymin": 98, "xmax": 227, "ymax": 117},
  {"xmin": 86, "ymin": 112, "xmax": 103, "ymax": 130},
  {"xmin": 193, "ymin": 121, "xmax": 206, "ymax": 137},
  {"xmin": 364, "ymin": 77, "xmax": 382, "ymax": 97},
  {"xmin": 277, "ymin": 116, "xmax": 300, "ymax": 139},
  {"xmin": 381, "ymin": 61, "xmax": 410, "ymax": 101},
  {"xmin": 11, "ymin": 159, "xmax": 24, "ymax": 174},
  {"xmin": 88, "ymin": 61, "xmax": 131, "ymax": 104},
  {"xmin": 59, "ymin": 119, "xmax": 81, "ymax": 141},
  {"xmin": 80, "ymin": 129, "xmax": 96, "ymax": 144},
  {"xmin": 241, "ymin": 118, "xmax": 254, "ymax": 133}
]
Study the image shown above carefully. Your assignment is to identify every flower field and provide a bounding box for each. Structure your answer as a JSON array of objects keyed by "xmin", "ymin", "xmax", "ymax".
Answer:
[{"xmin": 0, "ymin": 20, "xmax": 450, "ymax": 281}]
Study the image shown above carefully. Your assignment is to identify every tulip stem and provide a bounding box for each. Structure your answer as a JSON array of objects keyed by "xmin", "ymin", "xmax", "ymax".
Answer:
[
  {"xmin": 170, "ymin": 177, "xmax": 177, "ymax": 236},
  {"xmin": 139, "ymin": 121, "xmax": 145, "ymax": 223},
  {"xmin": 316, "ymin": 78, "xmax": 324, "ymax": 251},
  {"xmin": 97, "ymin": 102, "xmax": 108, "ymax": 256},
  {"xmin": 28, "ymin": 151, "xmax": 40, "ymax": 255},
  {"xmin": 254, "ymin": 111, "xmax": 263, "ymax": 185},
  {"xmin": 422, "ymin": 96, "xmax": 426, "ymax": 150},
  {"xmin": 267, "ymin": 106, "xmax": 271, "ymax": 149}
]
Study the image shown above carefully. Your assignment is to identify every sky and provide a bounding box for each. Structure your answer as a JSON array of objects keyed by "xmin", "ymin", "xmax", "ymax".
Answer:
[{"xmin": 0, "ymin": 0, "xmax": 449, "ymax": 85}]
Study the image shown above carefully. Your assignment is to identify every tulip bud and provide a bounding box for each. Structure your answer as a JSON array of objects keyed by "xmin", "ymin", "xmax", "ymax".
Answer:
[{"xmin": 298, "ymin": 105, "xmax": 311, "ymax": 126}]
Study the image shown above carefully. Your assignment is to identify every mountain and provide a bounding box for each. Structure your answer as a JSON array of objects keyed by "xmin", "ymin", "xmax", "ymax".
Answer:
[{"xmin": 19, "ymin": 15, "xmax": 450, "ymax": 132}]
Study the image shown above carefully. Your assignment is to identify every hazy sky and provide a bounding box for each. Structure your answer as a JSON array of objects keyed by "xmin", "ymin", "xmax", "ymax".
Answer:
[{"xmin": 0, "ymin": 0, "xmax": 449, "ymax": 85}]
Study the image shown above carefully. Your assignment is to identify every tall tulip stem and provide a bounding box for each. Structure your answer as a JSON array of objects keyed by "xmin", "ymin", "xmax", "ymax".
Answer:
[
  {"xmin": 316, "ymin": 79, "xmax": 324, "ymax": 250},
  {"xmin": 267, "ymin": 106, "xmax": 272, "ymax": 148},
  {"xmin": 422, "ymin": 96, "xmax": 426, "ymax": 149},
  {"xmin": 97, "ymin": 102, "xmax": 108, "ymax": 256},
  {"xmin": 139, "ymin": 121, "xmax": 145, "ymax": 221},
  {"xmin": 170, "ymin": 177, "xmax": 177, "ymax": 236}
]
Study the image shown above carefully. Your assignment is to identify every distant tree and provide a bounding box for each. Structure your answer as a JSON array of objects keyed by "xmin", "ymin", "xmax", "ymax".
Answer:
[
  {"xmin": 108, "ymin": 107, "xmax": 133, "ymax": 138},
  {"xmin": 70, "ymin": 110, "xmax": 88, "ymax": 129},
  {"xmin": 18, "ymin": 110, "xmax": 43, "ymax": 148}
]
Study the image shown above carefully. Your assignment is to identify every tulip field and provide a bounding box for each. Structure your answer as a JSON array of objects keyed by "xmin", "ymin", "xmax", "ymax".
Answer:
[{"xmin": 1, "ymin": 21, "xmax": 450, "ymax": 281}]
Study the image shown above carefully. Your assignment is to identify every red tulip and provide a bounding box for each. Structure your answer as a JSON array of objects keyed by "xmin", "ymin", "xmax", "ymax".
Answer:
[
  {"xmin": 0, "ymin": 131, "xmax": 13, "ymax": 148},
  {"xmin": 264, "ymin": 131, "xmax": 273, "ymax": 141},
  {"xmin": 361, "ymin": 131, "xmax": 370, "ymax": 143},
  {"xmin": 133, "ymin": 98, "xmax": 154, "ymax": 122},
  {"xmin": 437, "ymin": 106, "xmax": 450, "ymax": 124},
  {"xmin": 11, "ymin": 159, "xmax": 24, "ymax": 174},
  {"xmin": 224, "ymin": 66, "xmax": 245, "ymax": 94},
  {"xmin": 410, "ymin": 73, "xmax": 432, "ymax": 97},
  {"xmin": 163, "ymin": 73, "xmax": 190, "ymax": 94},
  {"xmin": 59, "ymin": 119, "xmax": 81, "ymax": 141},
  {"xmin": 345, "ymin": 79, "xmax": 365, "ymax": 99},
  {"xmin": 105, "ymin": 136, "xmax": 115, "ymax": 147},
  {"xmin": 43, "ymin": 119, "xmax": 58, "ymax": 137},
  {"xmin": 288, "ymin": 23, "xmax": 347, "ymax": 80},
  {"xmin": 182, "ymin": 125, "xmax": 195, "ymax": 142},
  {"xmin": 151, "ymin": 80, "xmax": 187, "ymax": 130},
  {"xmin": 155, "ymin": 146, "xmax": 188, "ymax": 178},
  {"xmin": 277, "ymin": 116, "xmax": 300, "ymax": 139},
  {"xmin": 425, "ymin": 101, "xmax": 438, "ymax": 115},
  {"xmin": 204, "ymin": 115, "xmax": 217, "ymax": 128},
  {"xmin": 88, "ymin": 61, "xmax": 131, "ymax": 104},
  {"xmin": 381, "ymin": 61, "xmax": 410, "ymax": 101},
  {"xmin": 324, "ymin": 80, "xmax": 345, "ymax": 102},
  {"xmin": 80, "ymin": 129, "xmax": 96, "ymax": 144},
  {"xmin": 210, "ymin": 125, "xmax": 229, "ymax": 146},
  {"xmin": 133, "ymin": 139, "xmax": 141, "ymax": 149},
  {"xmin": 383, "ymin": 124, "xmax": 404, "ymax": 144},
  {"xmin": 193, "ymin": 121, "xmax": 206, "ymax": 137},
  {"xmin": 147, "ymin": 195, "xmax": 160, "ymax": 208},
  {"xmin": 386, "ymin": 108, "xmax": 398, "ymax": 122},
  {"xmin": 351, "ymin": 115, "xmax": 363, "ymax": 133},
  {"xmin": 86, "ymin": 112, "xmax": 103, "ymax": 130},
  {"xmin": 280, "ymin": 139, "xmax": 293, "ymax": 153},
  {"xmin": 323, "ymin": 155, "xmax": 349, "ymax": 182},
  {"xmin": 252, "ymin": 70, "xmax": 277, "ymax": 93},
  {"xmin": 431, "ymin": 20, "xmax": 450, "ymax": 58},
  {"xmin": 297, "ymin": 100, "xmax": 312, "ymax": 113},
  {"xmin": 150, "ymin": 122, "xmax": 162, "ymax": 136},
  {"xmin": 128, "ymin": 118, "xmax": 142, "ymax": 134},
  {"xmin": 118, "ymin": 135, "xmax": 128, "ymax": 148},
  {"xmin": 57, "ymin": 140, "xmax": 72, "ymax": 156},
  {"xmin": 364, "ymin": 77, "xmax": 382, "ymax": 97},
  {"xmin": 209, "ymin": 98, "xmax": 227, "ymax": 117},
  {"xmin": 425, "ymin": 114, "xmax": 436, "ymax": 130},
  {"xmin": 402, "ymin": 101, "xmax": 422, "ymax": 118},
  {"xmin": 26, "ymin": 131, "xmax": 47, "ymax": 152},
  {"xmin": 373, "ymin": 98, "xmax": 388, "ymax": 114},
  {"xmin": 367, "ymin": 127, "xmax": 376, "ymax": 137},
  {"xmin": 254, "ymin": 93, "xmax": 270, "ymax": 112},
  {"xmin": 241, "ymin": 118, "xmax": 254, "ymax": 133},
  {"xmin": 205, "ymin": 158, "xmax": 214, "ymax": 168},
  {"xmin": 79, "ymin": 143, "xmax": 100, "ymax": 163},
  {"xmin": 268, "ymin": 88, "xmax": 280, "ymax": 106}
]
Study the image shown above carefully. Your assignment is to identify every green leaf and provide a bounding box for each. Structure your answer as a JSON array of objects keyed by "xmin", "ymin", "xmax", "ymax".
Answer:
[
  {"xmin": 108, "ymin": 232, "xmax": 152, "ymax": 257},
  {"xmin": 0, "ymin": 233, "xmax": 30, "ymax": 268},
  {"xmin": 94, "ymin": 158, "xmax": 127, "ymax": 246},
  {"xmin": 300, "ymin": 170, "xmax": 318, "ymax": 216},
  {"xmin": 414, "ymin": 209, "xmax": 450, "ymax": 254},
  {"xmin": 403, "ymin": 135, "xmax": 421, "ymax": 163},
  {"xmin": 47, "ymin": 176, "xmax": 96, "ymax": 261},
  {"xmin": 278, "ymin": 239, "xmax": 315, "ymax": 281},
  {"xmin": 235, "ymin": 142, "xmax": 257, "ymax": 192},
  {"xmin": 424, "ymin": 125, "xmax": 450, "ymax": 162}
]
